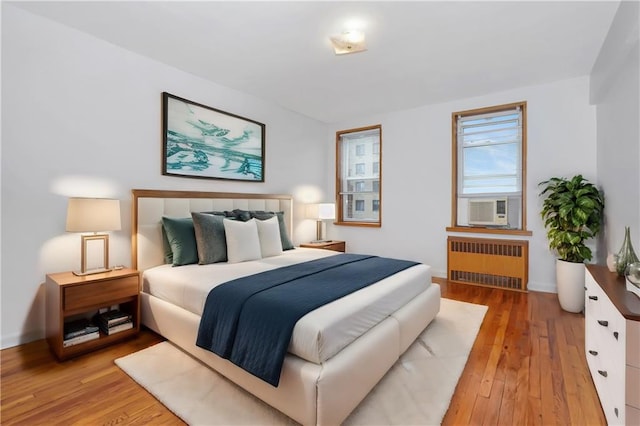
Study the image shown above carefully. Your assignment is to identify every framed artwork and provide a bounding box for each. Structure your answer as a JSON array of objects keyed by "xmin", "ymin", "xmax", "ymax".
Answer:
[{"xmin": 162, "ymin": 92, "xmax": 265, "ymax": 182}]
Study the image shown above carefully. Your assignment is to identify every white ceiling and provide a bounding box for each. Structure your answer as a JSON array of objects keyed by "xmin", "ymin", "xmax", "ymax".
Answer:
[{"xmin": 11, "ymin": 1, "xmax": 620, "ymax": 123}]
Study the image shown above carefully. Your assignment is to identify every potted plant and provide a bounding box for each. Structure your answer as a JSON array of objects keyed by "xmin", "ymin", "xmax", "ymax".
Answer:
[{"xmin": 539, "ymin": 175, "xmax": 604, "ymax": 313}]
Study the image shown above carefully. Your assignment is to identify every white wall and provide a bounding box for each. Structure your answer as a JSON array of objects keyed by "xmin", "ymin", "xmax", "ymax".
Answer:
[
  {"xmin": 591, "ymin": 0, "xmax": 640, "ymax": 261},
  {"xmin": 3, "ymin": 2, "xmax": 632, "ymax": 349},
  {"xmin": 327, "ymin": 76, "xmax": 598, "ymax": 293},
  {"xmin": 1, "ymin": 5, "xmax": 328, "ymax": 348}
]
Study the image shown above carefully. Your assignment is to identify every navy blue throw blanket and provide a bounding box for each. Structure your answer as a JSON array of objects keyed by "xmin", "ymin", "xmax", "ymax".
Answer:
[{"xmin": 196, "ymin": 254, "xmax": 419, "ymax": 386}]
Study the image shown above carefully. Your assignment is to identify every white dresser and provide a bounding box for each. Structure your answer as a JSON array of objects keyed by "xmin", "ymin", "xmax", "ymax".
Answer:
[{"xmin": 585, "ymin": 265, "xmax": 640, "ymax": 425}]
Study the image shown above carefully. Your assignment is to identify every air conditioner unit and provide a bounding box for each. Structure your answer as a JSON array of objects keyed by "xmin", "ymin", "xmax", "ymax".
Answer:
[{"xmin": 468, "ymin": 198, "xmax": 508, "ymax": 226}]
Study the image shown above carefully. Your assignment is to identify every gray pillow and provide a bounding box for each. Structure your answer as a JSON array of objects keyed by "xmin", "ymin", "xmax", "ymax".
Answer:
[
  {"xmin": 192, "ymin": 212, "xmax": 228, "ymax": 264},
  {"xmin": 227, "ymin": 209, "xmax": 252, "ymax": 221},
  {"xmin": 249, "ymin": 211, "xmax": 294, "ymax": 250},
  {"xmin": 161, "ymin": 217, "xmax": 198, "ymax": 266}
]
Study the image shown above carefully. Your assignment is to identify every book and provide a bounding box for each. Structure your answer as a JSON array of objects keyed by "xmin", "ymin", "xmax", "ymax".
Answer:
[
  {"xmin": 100, "ymin": 320, "xmax": 133, "ymax": 335},
  {"xmin": 97, "ymin": 310, "xmax": 132, "ymax": 326},
  {"xmin": 99, "ymin": 316, "xmax": 132, "ymax": 328},
  {"xmin": 63, "ymin": 330, "xmax": 99, "ymax": 347},
  {"xmin": 63, "ymin": 318, "xmax": 99, "ymax": 340},
  {"xmin": 627, "ymin": 279, "xmax": 640, "ymax": 299}
]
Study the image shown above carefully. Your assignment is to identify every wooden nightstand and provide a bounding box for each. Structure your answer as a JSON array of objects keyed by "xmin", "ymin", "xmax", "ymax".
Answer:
[
  {"xmin": 45, "ymin": 268, "xmax": 140, "ymax": 360},
  {"xmin": 300, "ymin": 240, "xmax": 346, "ymax": 253}
]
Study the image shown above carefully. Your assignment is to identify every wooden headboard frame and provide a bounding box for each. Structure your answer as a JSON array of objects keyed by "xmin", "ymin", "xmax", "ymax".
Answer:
[{"xmin": 131, "ymin": 189, "xmax": 294, "ymax": 271}]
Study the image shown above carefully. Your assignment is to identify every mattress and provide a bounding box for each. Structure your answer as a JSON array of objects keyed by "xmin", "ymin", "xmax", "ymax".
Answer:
[{"xmin": 142, "ymin": 247, "xmax": 432, "ymax": 364}]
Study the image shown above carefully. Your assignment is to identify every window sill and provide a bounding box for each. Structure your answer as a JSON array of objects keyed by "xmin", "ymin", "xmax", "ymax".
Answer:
[
  {"xmin": 335, "ymin": 221, "xmax": 381, "ymax": 228},
  {"xmin": 446, "ymin": 226, "xmax": 532, "ymax": 237}
]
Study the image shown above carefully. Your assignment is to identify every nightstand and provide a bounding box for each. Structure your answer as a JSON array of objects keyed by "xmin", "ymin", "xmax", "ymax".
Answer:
[
  {"xmin": 45, "ymin": 268, "xmax": 140, "ymax": 360},
  {"xmin": 300, "ymin": 240, "xmax": 346, "ymax": 253}
]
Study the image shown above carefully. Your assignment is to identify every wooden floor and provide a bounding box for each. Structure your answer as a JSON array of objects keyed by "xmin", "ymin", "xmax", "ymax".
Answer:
[
  {"xmin": 437, "ymin": 280, "xmax": 605, "ymax": 426},
  {"xmin": 1, "ymin": 280, "xmax": 606, "ymax": 425}
]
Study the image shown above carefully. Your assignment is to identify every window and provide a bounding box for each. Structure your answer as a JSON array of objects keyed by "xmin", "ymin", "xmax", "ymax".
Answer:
[
  {"xmin": 459, "ymin": 110, "xmax": 520, "ymax": 194},
  {"xmin": 450, "ymin": 101, "xmax": 529, "ymax": 233},
  {"xmin": 336, "ymin": 125, "xmax": 381, "ymax": 227}
]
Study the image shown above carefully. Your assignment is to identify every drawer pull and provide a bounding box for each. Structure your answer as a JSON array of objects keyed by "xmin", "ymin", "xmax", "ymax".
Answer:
[
  {"xmin": 615, "ymin": 407, "xmax": 618, "ymax": 418},
  {"xmin": 597, "ymin": 320, "xmax": 608, "ymax": 327},
  {"xmin": 588, "ymin": 295, "xmax": 598, "ymax": 301},
  {"xmin": 597, "ymin": 370, "xmax": 608, "ymax": 377},
  {"xmin": 588, "ymin": 350, "xmax": 598, "ymax": 356},
  {"xmin": 613, "ymin": 331, "xmax": 619, "ymax": 340}
]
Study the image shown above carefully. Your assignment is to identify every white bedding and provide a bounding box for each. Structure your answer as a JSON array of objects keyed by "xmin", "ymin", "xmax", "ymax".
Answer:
[{"xmin": 142, "ymin": 247, "xmax": 433, "ymax": 364}]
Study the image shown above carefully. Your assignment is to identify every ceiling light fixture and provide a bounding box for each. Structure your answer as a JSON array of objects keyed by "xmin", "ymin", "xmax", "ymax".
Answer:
[{"xmin": 330, "ymin": 30, "xmax": 367, "ymax": 55}]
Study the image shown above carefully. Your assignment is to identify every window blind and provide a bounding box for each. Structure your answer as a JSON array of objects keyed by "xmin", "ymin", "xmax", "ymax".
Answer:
[{"xmin": 458, "ymin": 107, "xmax": 522, "ymax": 195}]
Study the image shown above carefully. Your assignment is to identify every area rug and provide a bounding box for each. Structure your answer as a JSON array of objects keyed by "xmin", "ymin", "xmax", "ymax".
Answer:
[{"xmin": 115, "ymin": 298, "xmax": 487, "ymax": 425}]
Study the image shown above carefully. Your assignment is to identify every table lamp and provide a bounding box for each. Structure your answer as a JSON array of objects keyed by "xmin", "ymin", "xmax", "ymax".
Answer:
[
  {"xmin": 314, "ymin": 203, "xmax": 335, "ymax": 242},
  {"xmin": 66, "ymin": 197, "xmax": 121, "ymax": 275}
]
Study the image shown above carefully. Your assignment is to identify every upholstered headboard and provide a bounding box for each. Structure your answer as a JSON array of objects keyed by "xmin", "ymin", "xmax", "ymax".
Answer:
[{"xmin": 131, "ymin": 189, "xmax": 293, "ymax": 271}]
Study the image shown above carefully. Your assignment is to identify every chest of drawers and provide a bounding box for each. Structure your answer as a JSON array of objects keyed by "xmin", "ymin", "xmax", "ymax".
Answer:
[{"xmin": 585, "ymin": 265, "xmax": 640, "ymax": 425}]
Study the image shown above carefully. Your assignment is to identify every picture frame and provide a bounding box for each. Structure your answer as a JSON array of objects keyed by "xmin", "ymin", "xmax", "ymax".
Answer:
[{"xmin": 162, "ymin": 92, "xmax": 265, "ymax": 182}]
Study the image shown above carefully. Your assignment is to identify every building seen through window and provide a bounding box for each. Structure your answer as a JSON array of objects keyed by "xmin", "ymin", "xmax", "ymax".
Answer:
[{"xmin": 336, "ymin": 125, "xmax": 382, "ymax": 226}]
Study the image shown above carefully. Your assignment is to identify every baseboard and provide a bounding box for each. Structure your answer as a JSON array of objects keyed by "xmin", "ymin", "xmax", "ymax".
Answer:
[
  {"xmin": 526, "ymin": 280, "xmax": 556, "ymax": 294},
  {"xmin": 432, "ymin": 274, "xmax": 557, "ymax": 294},
  {"xmin": 1, "ymin": 329, "xmax": 44, "ymax": 350},
  {"xmin": 431, "ymin": 268, "xmax": 447, "ymax": 278}
]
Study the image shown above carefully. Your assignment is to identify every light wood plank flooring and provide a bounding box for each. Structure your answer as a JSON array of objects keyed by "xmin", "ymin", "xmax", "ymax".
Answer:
[{"xmin": 1, "ymin": 280, "xmax": 605, "ymax": 425}]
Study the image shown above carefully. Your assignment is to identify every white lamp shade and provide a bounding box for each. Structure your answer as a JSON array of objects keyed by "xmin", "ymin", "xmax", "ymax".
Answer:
[
  {"xmin": 66, "ymin": 198, "xmax": 121, "ymax": 232},
  {"xmin": 317, "ymin": 203, "xmax": 336, "ymax": 220}
]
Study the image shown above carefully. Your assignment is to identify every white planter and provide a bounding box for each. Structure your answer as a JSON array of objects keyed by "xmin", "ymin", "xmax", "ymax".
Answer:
[{"xmin": 556, "ymin": 259, "xmax": 586, "ymax": 313}]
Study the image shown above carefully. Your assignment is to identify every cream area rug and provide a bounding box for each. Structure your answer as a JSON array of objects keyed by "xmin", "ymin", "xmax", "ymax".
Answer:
[{"xmin": 115, "ymin": 298, "xmax": 487, "ymax": 425}]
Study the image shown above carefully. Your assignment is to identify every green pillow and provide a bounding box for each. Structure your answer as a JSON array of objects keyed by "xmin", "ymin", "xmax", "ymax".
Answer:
[
  {"xmin": 161, "ymin": 226, "xmax": 173, "ymax": 264},
  {"xmin": 161, "ymin": 217, "xmax": 198, "ymax": 266},
  {"xmin": 191, "ymin": 212, "xmax": 228, "ymax": 264}
]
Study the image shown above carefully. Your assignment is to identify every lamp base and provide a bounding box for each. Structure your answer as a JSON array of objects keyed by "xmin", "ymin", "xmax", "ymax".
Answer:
[
  {"xmin": 310, "ymin": 239, "xmax": 332, "ymax": 244},
  {"xmin": 72, "ymin": 267, "xmax": 113, "ymax": 276}
]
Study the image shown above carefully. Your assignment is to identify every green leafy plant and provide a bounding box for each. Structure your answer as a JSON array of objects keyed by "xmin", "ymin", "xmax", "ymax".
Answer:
[{"xmin": 539, "ymin": 175, "xmax": 604, "ymax": 263}]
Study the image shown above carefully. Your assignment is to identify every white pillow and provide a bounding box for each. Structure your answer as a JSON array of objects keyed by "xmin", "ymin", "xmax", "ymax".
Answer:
[
  {"xmin": 223, "ymin": 218, "xmax": 262, "ymax": 263},
  {"xmin": 256, "ymin": 216, "xmax": 283, "ymax": 258}
]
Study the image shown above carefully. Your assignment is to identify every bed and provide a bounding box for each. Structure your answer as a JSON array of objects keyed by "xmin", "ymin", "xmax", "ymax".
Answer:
[{"xmin": 131, "ymin": 189, "xmax": 441, "ymax": 425}]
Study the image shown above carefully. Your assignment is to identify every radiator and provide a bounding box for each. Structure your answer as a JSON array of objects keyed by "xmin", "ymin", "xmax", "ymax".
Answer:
[{"xmin": 447, "ymin": 236, "xmax": 529, "ymax": 292}]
